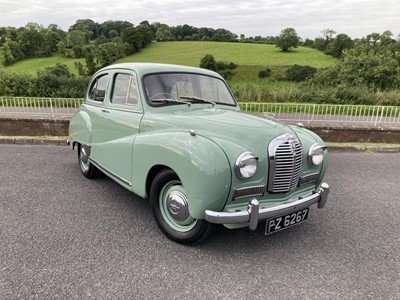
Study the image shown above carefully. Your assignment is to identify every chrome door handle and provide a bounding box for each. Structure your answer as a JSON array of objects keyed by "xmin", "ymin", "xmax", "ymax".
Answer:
[{"xmin": 101, "ymin": 109, "xmax": 110, "ymax": 113}]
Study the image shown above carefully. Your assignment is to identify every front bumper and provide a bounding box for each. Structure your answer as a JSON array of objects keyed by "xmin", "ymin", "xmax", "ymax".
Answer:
[{"xmin": 204, "ymin": 182, "xmax": 330, "ymax": 230}]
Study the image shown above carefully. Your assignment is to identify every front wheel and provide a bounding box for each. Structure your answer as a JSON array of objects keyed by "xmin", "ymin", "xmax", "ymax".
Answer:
[{"xmin": 150, "ymin": 169, "xmax": 212, "ymax": 244}]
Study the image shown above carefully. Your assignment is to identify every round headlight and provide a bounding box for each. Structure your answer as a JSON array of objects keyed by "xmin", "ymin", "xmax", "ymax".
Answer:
[
  {"xmin": 235, "ymin": 152, "xmax": 258, "ymax": 179},
  {"xmin": 308, "ymin": 143, "xmax": 327, "ymax": 166}
]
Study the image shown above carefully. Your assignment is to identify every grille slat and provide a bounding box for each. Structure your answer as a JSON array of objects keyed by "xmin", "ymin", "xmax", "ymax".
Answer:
[{"xmin": 268, "ymin": 134, "xmax": 303, "ymax": 193}]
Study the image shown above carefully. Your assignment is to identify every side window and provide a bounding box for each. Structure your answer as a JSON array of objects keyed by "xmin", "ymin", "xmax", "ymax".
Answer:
[
  {"xmin": 89, "ymin": 75, "xmax": 109, "ymax": 102},
  {"xmin": 112, "ymin": 74, "xmax": 138, "ymax": 106}
]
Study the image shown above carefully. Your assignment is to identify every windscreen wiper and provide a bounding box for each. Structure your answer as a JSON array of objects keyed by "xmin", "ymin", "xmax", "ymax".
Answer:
[
  {"xmin": 151, "ymin": 98, "xmax": 191, "ymax": 106},
  {"xmin": 179, "ymin": 96, "xmax": 215, "ymax": 106}
]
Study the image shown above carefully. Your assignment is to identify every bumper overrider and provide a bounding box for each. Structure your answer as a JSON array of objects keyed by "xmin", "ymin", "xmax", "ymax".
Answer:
[{"xmin": 204, "ymin": 183, "xmax": 330, "ymax": 230}]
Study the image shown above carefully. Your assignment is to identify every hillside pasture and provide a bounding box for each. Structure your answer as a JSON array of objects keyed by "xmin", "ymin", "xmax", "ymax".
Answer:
[
  {"xmin": 0, "ymin": 56, "xmax": 85, "ymax": 76},
  {"xmin": 117, "ymin": 41, "xmax": 336, "ymax": 68},
  {"xmin": 0, "ymin": 42, "xmax": 335, "ymax": 79},
  {"xmin": 0, "ymin": 41, "xmax": 339, "ymax": 103}
]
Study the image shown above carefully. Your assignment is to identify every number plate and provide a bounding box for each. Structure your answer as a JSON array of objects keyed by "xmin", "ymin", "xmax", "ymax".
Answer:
[{"xmin": 265, "ymin": 208, "xmax": 309, "ymax": 235}]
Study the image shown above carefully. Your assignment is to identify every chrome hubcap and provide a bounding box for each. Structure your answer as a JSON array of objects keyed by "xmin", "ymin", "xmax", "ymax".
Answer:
[
  {"xmin": 167, "ymin": 191, "xmax": 189, "ymax": 221},
  {"xmin": 80, "ymin": 146, "xmax": 89, "ymax": 164}
]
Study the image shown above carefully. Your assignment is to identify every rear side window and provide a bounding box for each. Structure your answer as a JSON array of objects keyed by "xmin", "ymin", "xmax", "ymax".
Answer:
[
  {"xmin": 89, "ymin": 75, "xmax": 109, "ymax": 102},
  {"xmin": 112, "ymin": 74, "xmax": 138, "ymax": 106}
]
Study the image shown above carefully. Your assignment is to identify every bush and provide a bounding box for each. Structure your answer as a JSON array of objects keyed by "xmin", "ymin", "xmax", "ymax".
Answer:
[
  {"xmin": 0, "ymin": 71, "xmax": 34, "ymax": 96},
  {"xmin": 200, "ymin": 54, "xmax": 217, "ymax": 71},
  {"xmin": 231, "ymin": 82, "xmax": 400, "ymax": 106},
  {"xmin": 0, "ymin": 65, "xmax": 90, "ymax": 98},
  {"xmin": 258, "ymin": 68, "xmax": 272, "ymax": 78},
  {"xmin": 286, "ymin": 65, "xmax": 317, "ymax": 82},
  {"xmin": 200, "ymin": 54, "xmax": 237, "ymax": 80}
]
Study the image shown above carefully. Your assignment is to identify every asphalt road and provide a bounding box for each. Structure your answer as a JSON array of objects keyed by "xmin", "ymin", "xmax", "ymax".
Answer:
[{"xmin": 1, "ymin": 145, "xmax": 399, "ymax": 300}]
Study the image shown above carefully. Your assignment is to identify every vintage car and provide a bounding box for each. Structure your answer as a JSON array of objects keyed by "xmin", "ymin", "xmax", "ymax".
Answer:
[{"xmin": 68, "ymin": 62, "xmax": 330, "ymax": 244}]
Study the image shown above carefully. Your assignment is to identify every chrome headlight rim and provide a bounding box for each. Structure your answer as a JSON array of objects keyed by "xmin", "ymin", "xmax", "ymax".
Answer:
[
  {"xmin": 308, "ymin": 143, "xmax": 327, "ymax": 166},
  {"xmin": 235, "ymin": 151, "xmax": 258, "ymax": 179}
]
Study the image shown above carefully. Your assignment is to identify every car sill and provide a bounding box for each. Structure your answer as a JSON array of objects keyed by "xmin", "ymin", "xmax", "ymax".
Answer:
[{"xmin": 89, "ymin": 158, "xmax": 132, "ymax": 187}]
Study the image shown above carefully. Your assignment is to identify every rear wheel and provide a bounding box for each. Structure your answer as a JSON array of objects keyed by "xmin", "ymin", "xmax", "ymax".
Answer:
[
  {"xmin": 150, "ymin": 169, "xmax": 212, "ymax": 244},
  {"xmin": 77, "ymin": 144, "xmax": 99, "ymax": 179}
]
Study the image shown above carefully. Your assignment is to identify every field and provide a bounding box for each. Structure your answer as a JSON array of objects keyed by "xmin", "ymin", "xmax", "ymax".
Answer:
[
  {"xmin": 0, "ymin": 41, "xmax": 337, "ymax": 102},
  {"xmin": 117, "ymin": 41, "xmax": 335, "ymax": 68},
  {"xmin": 0, "ymin": 41, "xmax": 335, "ymax": 76},
  {"xmin": 117, "ymin": 41, "xmax": 335, "ymax": 89},
  {"xmin": 0, "ymin": 56, "xmax": 85, "ymax": 76}
]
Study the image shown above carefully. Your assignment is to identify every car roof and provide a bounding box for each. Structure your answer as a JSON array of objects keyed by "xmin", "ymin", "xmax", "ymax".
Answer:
[{"xmin": 100, "ymin": 62, "xmax": 223, "ymax": 79}]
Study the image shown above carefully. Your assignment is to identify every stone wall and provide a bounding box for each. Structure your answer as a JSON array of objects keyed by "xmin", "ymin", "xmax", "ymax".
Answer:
[{"xmin": 1, "ymin": 117, "xmax": 399, "ymax": 143}]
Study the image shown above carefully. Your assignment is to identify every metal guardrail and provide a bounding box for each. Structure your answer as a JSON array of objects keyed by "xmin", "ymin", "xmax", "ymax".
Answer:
[
  {"xmin": 239, "ymin": 102, "xmax": 400, "ymax": 126},
  {"xmin": 0, "ymin": 97, "xmax": 399, "ymax": 126},
  {"xmin": 0, "ymin": 97, "xmax": 84, "ymax": 117}
]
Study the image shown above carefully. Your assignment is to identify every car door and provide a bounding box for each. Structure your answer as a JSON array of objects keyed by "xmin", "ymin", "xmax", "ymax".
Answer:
[{"xmin": 90, "ymin": 70, "xmax": 143, "ymax": 188}]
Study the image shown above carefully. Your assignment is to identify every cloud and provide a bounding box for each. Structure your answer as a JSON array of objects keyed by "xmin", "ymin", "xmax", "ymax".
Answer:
[{"xmin": 0, "ymin": 0, "xmax": 399, "ymax": 38}]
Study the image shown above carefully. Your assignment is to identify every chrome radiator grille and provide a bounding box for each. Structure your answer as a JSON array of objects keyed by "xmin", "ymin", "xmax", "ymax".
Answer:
[{"xmin": 268, "ymin": 134, "xmax": 302, "ymax": 193}]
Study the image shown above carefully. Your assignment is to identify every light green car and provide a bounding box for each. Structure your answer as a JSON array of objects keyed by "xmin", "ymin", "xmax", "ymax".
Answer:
[{"xmin": 68, "ymin": 63, "xmax": 329, "ymax": 244}]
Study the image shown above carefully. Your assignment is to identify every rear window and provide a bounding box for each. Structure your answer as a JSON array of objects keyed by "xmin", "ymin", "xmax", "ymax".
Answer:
[{"xmin": 88, "ymin": 75, "xmax": 109, "ymax": 102}]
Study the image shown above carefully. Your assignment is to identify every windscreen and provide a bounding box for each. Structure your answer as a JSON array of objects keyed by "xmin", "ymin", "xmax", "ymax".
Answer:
[{"xmin": 143, "ymin": 73, "xmax": 236, "ymax": 106}]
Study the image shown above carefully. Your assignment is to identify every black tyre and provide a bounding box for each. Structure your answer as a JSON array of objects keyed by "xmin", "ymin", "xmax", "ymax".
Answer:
[
  {"xmin": 150, "ymin": 169, "xmax": 212, "ymax": 244},
  {"xmin": 77, "ymin": 144, "xmax": 99, "ymax": 179}
]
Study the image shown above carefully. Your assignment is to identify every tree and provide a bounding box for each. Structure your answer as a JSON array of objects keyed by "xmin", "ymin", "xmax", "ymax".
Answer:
[
  {"xmin": 0, "ymin": 38, "xmax": 24, "ymax": 66},
  {"xmin": 324, "ymin": 33, "xmax": 354, "ymax": 58},
  {"xmin": 64, "ymin": 30, "xmax": 87, "ymax": 57},
  {"xmin": 313, "ymin": 37, "xmax": 327, "ymax": 51},
  {"xmin": 155, "ymin": 25, "xmax": 174, "ymax": 41},
  {"xmin": 336, "ymin": 32, "xmax": 399, "ymax": 90},
  {"xmin": 0, "ymin": 42, "xmax": 16, "ymax": 66},
  {"xmin": 69, "ymin": 19, "xmax": 98, "ymax": 40},
  {"xmin": 275, "ymin": 28, "xmax": 300, "ymax": 52},
  {"xmin": 17, "ymin": 24, "xmax": 46, "ymax": 57},
  {"xmin": 44, "ymin": 30, "xmax": 62, "ymax": 55},
  {"xmin": 310, "ymin": 31, "xmax": 400, "ymax": 91},
  {"xmin": 85, "ymin": 47, "xmax": 97, "ymax": 75},
  {"xmin": 312, "ymin": 29, "xmax": 337, "ymax": 52},
  {"xmin": 321, "ymin": 28, "xmax": 336, "ymax": 43},
  {"xmin": 211, "ymin": 28, "xmax": 237, "ymax": 42},
  {"xmin": 121, "ymin": 27, "xmax": 144, "ymax": 53}
]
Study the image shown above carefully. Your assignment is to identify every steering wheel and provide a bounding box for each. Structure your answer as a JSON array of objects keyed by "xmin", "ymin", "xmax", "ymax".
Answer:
[{"xmin": 149, "ymin": 93, "xmax": 175, "ymax": 101}]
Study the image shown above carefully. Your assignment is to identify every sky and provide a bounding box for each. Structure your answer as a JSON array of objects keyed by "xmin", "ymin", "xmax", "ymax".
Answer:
[{"xmin": 1, "ymin": 0, "xmax": 399, "ymax": 39}]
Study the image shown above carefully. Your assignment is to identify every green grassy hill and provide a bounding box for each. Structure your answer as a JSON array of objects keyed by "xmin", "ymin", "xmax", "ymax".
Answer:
[
  {"xmin": 0, "ymin": 56, "xmax": 85, "ymax": 76},
  {"xmin": 116, "ymin": 42, "xmax": 336, "ymax": 89},
  {"xmin": 0, "ymin": 41, "xmax": 337, "ymax": 101},
  {"xmin": 117, "ymin": 41, "xmax": 335, "ymax": 68},
  {"xmin": 1, "ymin": 41, "xmax": 335, "ymax": 75}
]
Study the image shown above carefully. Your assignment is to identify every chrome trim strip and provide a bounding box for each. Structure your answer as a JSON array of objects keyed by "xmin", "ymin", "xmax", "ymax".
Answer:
[
  {"xmin": 204, "ymin": 182, "xmax": 330, "ymax": 230},
  {"xmin": 89, "ymin": 158, "xmax": 132, "ymax": 187},
  {"xmin": 298, "ymin": 173, "xmax": 320, "ymax": 186},
  {"xmin": 233, "ymin": 185, "xmax": 265, "ymax": 200}
]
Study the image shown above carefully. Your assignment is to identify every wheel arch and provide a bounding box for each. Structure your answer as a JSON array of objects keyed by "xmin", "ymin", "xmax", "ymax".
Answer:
[
  {"xmin": 69, "ymin": 110, "xmax": 93, "ymax": 148},
  {"xmin": 145, "ymin": 165, "xmax": 173, "ymax": 199},
  {"xmin": 132, "ymin": 131, "xmax": 232, "ymax": 219}
]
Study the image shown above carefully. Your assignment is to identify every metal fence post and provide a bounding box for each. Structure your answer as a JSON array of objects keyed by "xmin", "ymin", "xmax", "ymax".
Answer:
[
  {"xmin": 49, "ymin": 98, "xmax": 54, "ymax": 118},
  {"xmin": 376, "ymin": 106, "xmax": 385, "ymax": 126}
]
